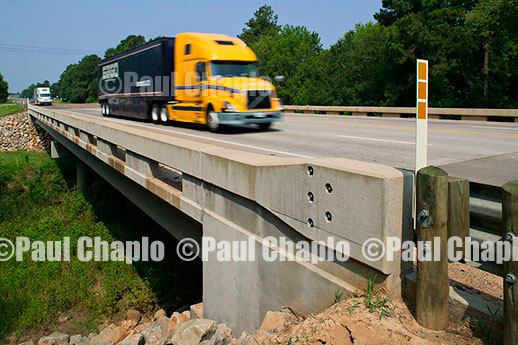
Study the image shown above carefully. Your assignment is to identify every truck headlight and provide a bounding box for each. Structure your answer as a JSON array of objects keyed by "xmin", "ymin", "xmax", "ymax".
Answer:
[{"xmin": 224, "ymin": 102, "xmax": 237, "ymax": 112}]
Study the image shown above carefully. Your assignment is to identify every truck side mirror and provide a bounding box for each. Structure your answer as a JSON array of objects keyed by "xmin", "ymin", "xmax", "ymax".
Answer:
[{"xmin": 274, "ymin": 75, "xmax": 285, "ymax": 83}]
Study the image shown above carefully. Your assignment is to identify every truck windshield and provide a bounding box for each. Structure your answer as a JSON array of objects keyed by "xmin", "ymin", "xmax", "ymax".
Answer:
[
  {"xmin": 211, "ymin": 61, "xmax": 258, "ymax": 78},
  {"xmin": 40, "ymin": 94, "xmax": 51, "ymax": 97}
]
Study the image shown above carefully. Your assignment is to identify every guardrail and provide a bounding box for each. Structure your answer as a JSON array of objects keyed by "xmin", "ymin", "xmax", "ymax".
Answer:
[{"xmin": 284, "ymin": 105, "xmax": 518, "ymax": 122}]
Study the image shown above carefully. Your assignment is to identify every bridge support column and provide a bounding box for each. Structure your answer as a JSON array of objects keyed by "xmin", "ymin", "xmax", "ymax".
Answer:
[
  {"xmin": 201, "ymin": 201, "xmax": 356, "ymax": 334},
  {"xmin": 50, "ymin": 140, "xmax": 70, "ymax": 159},
  {"xmin": 76, "ymin": 159, "xmax": 91, "ymax": 193}
]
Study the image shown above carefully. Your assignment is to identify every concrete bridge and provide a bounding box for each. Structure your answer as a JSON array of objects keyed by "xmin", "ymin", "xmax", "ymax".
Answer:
[{"xmin": 28, "ymin": 104, "xmax": 416, "ymax": 332}]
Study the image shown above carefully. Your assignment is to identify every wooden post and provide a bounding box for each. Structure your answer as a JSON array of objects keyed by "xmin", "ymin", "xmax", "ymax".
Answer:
[
  {"xmin": 416, "ymin": 166, "xmax": 449, "ymax": 330},
  {"xmin": 503, "ymin": 180, "xmax": 518, "ymax": 345},
  {"xmin": 447, "ymin": 177, "xmax": 470, "ymax": 262}
]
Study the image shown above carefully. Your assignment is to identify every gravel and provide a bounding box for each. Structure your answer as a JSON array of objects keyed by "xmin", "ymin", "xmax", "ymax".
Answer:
[{"xmin": 0, "ymin": 111, "xmax": 49, "ymax": 152}]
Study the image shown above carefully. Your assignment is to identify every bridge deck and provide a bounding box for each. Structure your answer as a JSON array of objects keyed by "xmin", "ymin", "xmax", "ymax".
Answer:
[
  {"xmin": 51, "ymin": 104, "xmax": 517, "ymax": 187},
  {"xmin": 439, "ymin": 152, "xmax": 518, "ymax": 187}
]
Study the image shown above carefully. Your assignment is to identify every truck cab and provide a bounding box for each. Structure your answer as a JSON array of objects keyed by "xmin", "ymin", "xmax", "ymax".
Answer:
[
  {"xmin": 168, "ymin": 33, "xmax": 283, "ymax": 131},
  {"xmin": 34, "ymin": 87, "xmax": 52, "ymax": 106}
]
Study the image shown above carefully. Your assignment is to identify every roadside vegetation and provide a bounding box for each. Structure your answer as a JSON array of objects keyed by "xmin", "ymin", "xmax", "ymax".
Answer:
[
  {"xmin": 0, "ymin": 72, "xmax": 8, "ymax": 103},
  {"xmin": 0, "ymin": 104, "xmax": 25, "ymax": 117},
  {"xmin": 19, "ymin": 1, "xmax": 518, "ymax": 109},
  {"xmin": 0, "ymin": 151, "xmax": 201, "ymax": 342}
]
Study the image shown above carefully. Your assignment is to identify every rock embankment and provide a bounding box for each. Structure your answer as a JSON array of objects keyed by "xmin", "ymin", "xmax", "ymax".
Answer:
[
  {"xmin": 19, "ymin": 303, "xmax": 240, "ymax": 345},
  {"xmin": 0, "ymin": 112, "xmax": 49, "ymax": 152}
]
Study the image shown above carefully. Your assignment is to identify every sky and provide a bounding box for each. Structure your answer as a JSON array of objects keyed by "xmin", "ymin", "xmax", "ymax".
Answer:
[{"xmin": 0, "ymin": 0, "xmax": 382, "ymax": 93}]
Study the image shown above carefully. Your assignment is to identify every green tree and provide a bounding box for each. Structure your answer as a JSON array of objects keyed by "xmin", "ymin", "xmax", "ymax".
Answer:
[
  {"xmin": 104, "ymin": 35, "xmax": 146, "ymax": 58},
  {"xmin": 0, "ymin": 73, "xmax": 8, "ymax": 103},
  {"xmin": 322, "ymin": 23, "xmax": 399, "ymax": 106},
  {"xmin": 50, "ymin": 81, "xmax": 61, "ymax": 99},
  {"xmin": 238, "ymin": 5, "xmax": 281, "ymax": 46},
  {"xmin": 466, "ymin": 0, "xmax": 518, "ymax": 107},
  {"xmin": 59, "ymin": 54, "xmax": 101, "ymax": 103},
  {"xmin": 250, "ymin": 25, "xmax": 322, "ymax": 104},
  {"xmin": 374, "ymin": 0, "xmax": 479, "ymax": 107}
]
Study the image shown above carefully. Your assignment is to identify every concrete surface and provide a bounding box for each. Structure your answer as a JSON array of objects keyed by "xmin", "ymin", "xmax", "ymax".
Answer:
[
  {"xmin": 439, "ymin": 152, "xmax": 518, "ymax": 187},
  {"xmin": 51, "ymin": 105, "xmax": 517, "ymax": 187},
  {"xmin": 30, "ymin": 105, "xmax": 413, "ymax": 333}
]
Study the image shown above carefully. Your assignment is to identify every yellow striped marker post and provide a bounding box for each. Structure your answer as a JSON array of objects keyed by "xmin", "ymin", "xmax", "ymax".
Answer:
[{"xmin": 416, "ymin": 59, "xmax": 429, "ymax": 172}]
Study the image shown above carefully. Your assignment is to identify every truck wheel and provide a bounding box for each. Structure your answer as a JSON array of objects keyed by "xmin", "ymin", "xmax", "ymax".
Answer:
[
  {"xmin": 160, "ymin": 105, "xmax": 169, "ymax": 125},
  {"xmin": 206, "ymin": 110, "xmax": 220, "ymax": 132},
  {"xmin": 258, "ymin": 122, "xmax": 272, "ymax": 131},
  {"xmin": 101, "ymin": 104, "xmax": 106, "ymax": 116},
  {"xmin": 151, "ymin": 105, "xmax": 160, "ymax": 124},
  {"xmin": 105, "ymin": 103, "xmax": 110, "ymax": 116}
]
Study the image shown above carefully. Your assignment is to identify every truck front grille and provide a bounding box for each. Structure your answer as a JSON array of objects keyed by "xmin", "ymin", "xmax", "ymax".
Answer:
[{"xmin": 247, "ymin": 90, "xmax": 271, "ymax": 110}]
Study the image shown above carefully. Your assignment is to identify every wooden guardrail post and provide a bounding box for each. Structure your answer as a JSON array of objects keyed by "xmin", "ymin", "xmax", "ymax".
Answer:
[
  {"xmin": 447, "ymin": 177, "xmax": 470, "ymax": 261},
  {"xmin": 416, "ymin": 166, "xmax": 449, "ymax": 330},
  {"xmin": 503, "ymin": 180, "xmax": 518, "ymax": 345}
]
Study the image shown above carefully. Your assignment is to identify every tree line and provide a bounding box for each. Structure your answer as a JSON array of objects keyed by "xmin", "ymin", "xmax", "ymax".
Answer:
[
  {"xmin": 20, "ymin": 0, "xmax": 518, "ymax": 108},
  {"xmin": 0, "ymin": 73, "xmax": 8, "ymax": 103}
]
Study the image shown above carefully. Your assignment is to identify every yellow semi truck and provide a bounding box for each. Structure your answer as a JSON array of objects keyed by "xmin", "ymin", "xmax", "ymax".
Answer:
[{"xmin": 98, "ymin": 33, "xmax": 283, "ymax": 132}]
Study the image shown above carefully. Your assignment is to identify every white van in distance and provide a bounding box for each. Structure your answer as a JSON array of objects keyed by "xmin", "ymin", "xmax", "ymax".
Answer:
[{"xmin": 34, "ymin": 87, "xmax": 52, "ymax": 106}]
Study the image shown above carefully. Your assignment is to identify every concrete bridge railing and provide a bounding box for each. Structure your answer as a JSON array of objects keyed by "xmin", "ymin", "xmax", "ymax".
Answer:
[
  {"xmin": 284, "ymin": 105, "xmax": 518, "ymax": 122},
  {"xmin": 29, "ymin": 105, "xmax": 413, "ymax": 333}
]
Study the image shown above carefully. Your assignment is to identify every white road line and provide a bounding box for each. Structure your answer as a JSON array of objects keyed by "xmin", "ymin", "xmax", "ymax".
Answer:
[
  {"xmin": 160, "ymin": 129, "xmax": 314, "ymax": 158},
  {"xmin": 65, "ymin": 110, "xmax": 313, "ymax": 159},
  {"xmin": 337, "ymin": 134, "xmax": 429, "ymax": 145}
]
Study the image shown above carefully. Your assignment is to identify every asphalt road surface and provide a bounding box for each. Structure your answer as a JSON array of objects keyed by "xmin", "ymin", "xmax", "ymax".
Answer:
[{"xmin": 48, "ymin": 104, "xmax": 518, "ymax": 184}]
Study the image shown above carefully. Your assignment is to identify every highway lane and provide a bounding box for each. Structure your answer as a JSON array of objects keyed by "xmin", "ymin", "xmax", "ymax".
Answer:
[{"xmin": 52, "ymin": 105, "xmax": 517, "ymax": 174}]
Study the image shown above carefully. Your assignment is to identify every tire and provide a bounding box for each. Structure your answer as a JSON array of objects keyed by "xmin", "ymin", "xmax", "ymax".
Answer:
[
  {"xmin": 105, "ymin": 103, "xmax": 110, "ymax": 116},
  {"xmin": 258, "ymin": 122, "xmax": 272, "ymax": 131},
  {"xmin": 159, "ymin": 105, "xmax": 169, "ymax": 125},
  {"xmin": 151, "ymin": 104, "xmax": 160, "ymax": 124},
  {"xmin": 206, "ymin": 108, "xmax": 220, "ymax": 132},
  {"xmin": 101, "ymin": 103, "xmax": 106, "ymax": 116}
]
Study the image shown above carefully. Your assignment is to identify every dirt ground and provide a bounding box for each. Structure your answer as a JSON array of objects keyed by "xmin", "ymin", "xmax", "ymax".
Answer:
[
  {"xmin": 449, "ymin": 262, "xmax": 503, "ymax": 305},
  {"xmin": 247, "ymin": 297, "xmax": 496, "ymax": 345}
]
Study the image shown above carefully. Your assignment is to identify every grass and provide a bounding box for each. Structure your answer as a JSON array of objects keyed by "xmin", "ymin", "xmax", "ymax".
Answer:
[
  {"xmin": 345, "ymin": 275, "xmax": 394, "ymax": 319},
  {"xmin": 332, "ymin": 289, "xmax": 343, "ymax": 305},
  {"xmin": 362, "ymin": 275, "xmax": 393, "ymax": 320},
  {"xmin": 0, "ymin": 151, "xmax": 163, "ymax": 341},
  {"xmin": 0, "ymin": 105, "xmax": 25, "ymax": 117}
]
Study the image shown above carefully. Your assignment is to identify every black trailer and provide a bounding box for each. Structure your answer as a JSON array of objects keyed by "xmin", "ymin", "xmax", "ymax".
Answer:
[{"xmin": 98, "ymin": 38, "xmax": 175, "ymax": 119}]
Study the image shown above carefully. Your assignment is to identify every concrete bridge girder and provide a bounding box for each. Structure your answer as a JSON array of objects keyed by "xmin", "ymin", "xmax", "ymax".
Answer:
[{"xmin": 30, "ymin": 107, "xmax": 413, "ymax": 334}]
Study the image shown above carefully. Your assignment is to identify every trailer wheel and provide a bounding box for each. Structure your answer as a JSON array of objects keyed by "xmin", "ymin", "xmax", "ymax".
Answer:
[
  {"xmin": 101, "ymin": 103, "xmax": 106, "ymax": 116},
  {"xmin": 151, "ymin": 104, "xmax": 160, "ymax": 124},
  {"xmin": 105, "ymin": 103, "xmax": 110, "ymax": 116},
  {"xmin": 160, "ymin": 105, "xmax": 169, "ymax": 125},
  {"xmin": 206, "ymin": 108, "xmax": 220, "ymax": 132}
]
